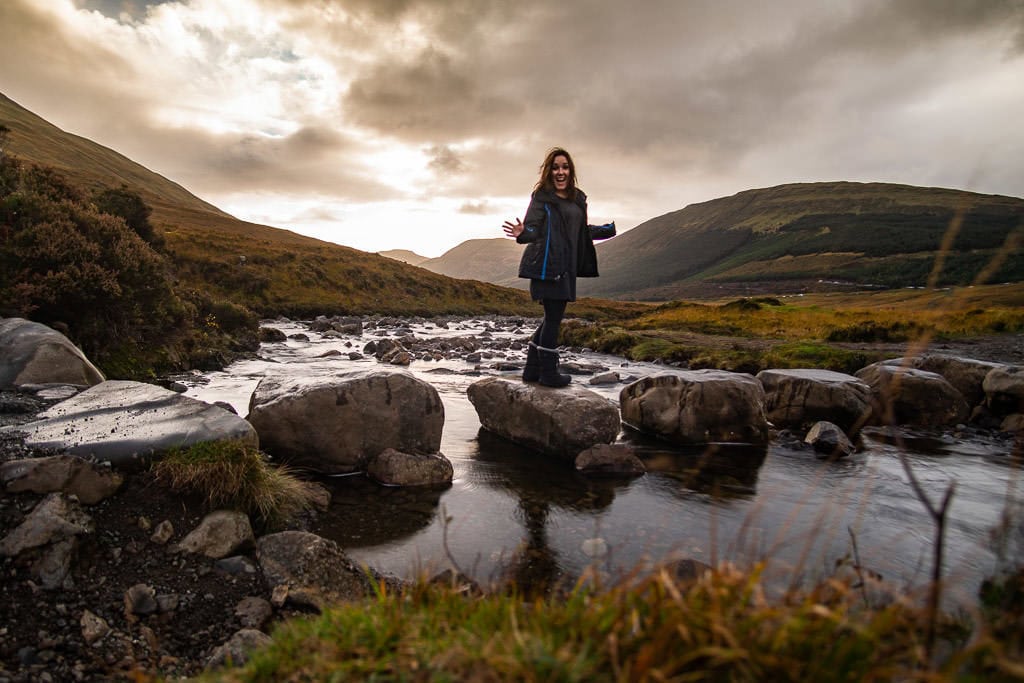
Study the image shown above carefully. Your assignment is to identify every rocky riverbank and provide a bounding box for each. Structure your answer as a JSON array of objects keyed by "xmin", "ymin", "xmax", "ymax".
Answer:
[{"xmin": 2, "ymin": 314, "xmax": 1022, "ymax": 682}]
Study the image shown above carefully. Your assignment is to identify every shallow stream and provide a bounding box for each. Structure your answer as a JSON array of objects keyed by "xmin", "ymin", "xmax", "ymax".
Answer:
[{"xmin": 182, "ymin": 318, "xmax": 1023, "ymax": 604}]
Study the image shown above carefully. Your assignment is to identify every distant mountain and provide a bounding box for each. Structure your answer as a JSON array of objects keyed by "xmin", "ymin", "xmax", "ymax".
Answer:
[
  {"xmin": 0, "ymin": 93, "xmax": 532, "ymax": 317},
  {"xmin": 378, "ymin": 249, "xmax": 430, "ymax": 266},
  {"xmin": 418, "ymin": 239, "xmax": 527, "ymax": 290},
  {"xmin": 580, "ymin": 182, "xmax": 1024, "ymax": 300},
  {"xmin": 415, "ymin": 181, "xmax": 1023, "ymax": 300}
]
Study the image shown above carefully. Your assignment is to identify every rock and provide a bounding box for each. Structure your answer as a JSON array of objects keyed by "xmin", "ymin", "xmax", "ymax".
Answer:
[
  {"xmin": 574, "ymin": 444, "xmax": 645, "ymax": 476},
  {"xmin": 620, "ymin": 371, "xmax": 769, "ymax": 445},
  {"xmin": 80, "ymin": 610, "xmax": 111, "ymax": 645},
  {"xmin": 216, "ymin": 556, "xmax": 259, "ymax": 575},
  {"xmin": 855, "ymin": 363, "xmax": 969, "ymax": 427},
  {"xmin": 581, "ymin": 537, "xmax": 608, "ymax": 558},
  {"xmin": 804, "ymin": 421, "xmax": 855, "ymax": 459},
  {"xmin": 256, "ymin": 531, "xmax": 371, "ymax": 610},
  {"xmin": 366, "ymin": 448, "xmax": 453, "ymax": 487},
  {"xmin": 589, "ymin": 371, "xmax": 620, "ymax": 385},
  {"xmin": 0, "ymin": 455, "xmax": 124, "ymax": 504},
  {"xmin": 665, "ymin": 558, "xmax": 713, "ymax": 583},
  {"xmin": 156, "ymin": 594, "xmax": 179, "ymax": 612},
  {"xmin": 467, "ymin": 377, "xmax": 621, "ymax": 460},
  {"xmin": 124, "ymin": 584, "xmax": 158, "ymax": 616},
  {"xmin": 247, "ymin": 370, "xmax": 444, "ymax": 474},
  {"xmin": 206, "ymin": 629, "xmax": 272, "ymax": 670},
  {"xmin": 258, "ymin": 327, "xmax": 287, "ymax": 343},
  {"xmin": 984, "ymin": 365, "xmax": 1024, "ymax": 417},
  {"xmin": 234, "ymin": 597, "xmax": 273, "ymax": 630},
  {"xmin": 2, "ymin": 381, "xmax": 258, "ymax": 469},
  {"xmin": 0, "ymin": 493, "xmax": 93, "ymax": 557},
  {"xmin": 34, "ymin": 537, "xmax": 78, "ymax": 589},
  {"xmin": 0, "ymin": 318, "xmax": 105, "ymax": 390},
  {"xmin": 1001, "ymin": 413, "xmax": 1024, "ymax": 433},
  {"xmin": 176, "ymin": 510, "xmax": 254, "ymax": 559},
  {"xmin": 150, "ymin": 520, "xmax": 174, "ymax": 545},
  {"xmin": 757, "ymin": 368, "xmax": 872, "ymax": 435},
  {"xmin": 904, "ymin": 355, "xmax": 1007, "ymax": 408}
]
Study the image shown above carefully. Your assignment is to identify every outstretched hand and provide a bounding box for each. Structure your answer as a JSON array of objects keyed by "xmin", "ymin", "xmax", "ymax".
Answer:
[{"xmin": 502, "ymin": 218, "xmax": 524, "ymax": 238}]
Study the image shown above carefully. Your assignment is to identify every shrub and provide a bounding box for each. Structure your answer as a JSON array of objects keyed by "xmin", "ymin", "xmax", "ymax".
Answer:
[{"xmin": 151, "ymin": 440, "xmax": 320, "ymax": 525}]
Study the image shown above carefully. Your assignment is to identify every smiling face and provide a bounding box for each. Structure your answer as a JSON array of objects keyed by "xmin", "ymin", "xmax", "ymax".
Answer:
[
  {"xmin": 551, "ymin": 155, "xmax": 570, "ymax": 197},
  {"xmin": 537, "ymin": 147, "xmax": 576, "ymax": 199}
]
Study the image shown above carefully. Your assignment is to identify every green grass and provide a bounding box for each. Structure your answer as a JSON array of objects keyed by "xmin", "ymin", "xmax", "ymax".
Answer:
[
  {"xmin": 560, "ymin": 284, "xmax": 1024, "ymax": 374},
  {"xmin": 151, "ymin": 440, "xmax": 321, "ymax": 526},
  {"xmin": 189, "ymin": 562, "xmax": 1022, "ymax": 682}
]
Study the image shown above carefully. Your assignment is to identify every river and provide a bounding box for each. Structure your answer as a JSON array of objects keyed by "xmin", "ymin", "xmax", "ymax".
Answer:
[{"xmin": 181, "ymin": 317, "xmax": 1022, "ymax": 604}]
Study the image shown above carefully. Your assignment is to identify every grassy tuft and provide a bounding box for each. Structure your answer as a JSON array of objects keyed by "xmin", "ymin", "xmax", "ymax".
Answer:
[
  {"xmin": 194, "ymin": 562, "xmax": 1020, "ymax": 682},
  {"xmin": 151, "ymin": 440, "xmax": 320, "ymax": 525}
]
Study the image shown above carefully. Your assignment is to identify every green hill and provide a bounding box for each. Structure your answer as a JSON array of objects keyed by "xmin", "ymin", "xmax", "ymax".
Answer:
[
  {"xmin": 418, "ymin": 238, "xmax": 527, "ymax": 290},
  {"xmin": 581, "ymin": 182, "xmax": 1024, "ymax": 300},
  {"xmin": 0, "ymin": 92, "xmax": 533, "ymax": 319}
]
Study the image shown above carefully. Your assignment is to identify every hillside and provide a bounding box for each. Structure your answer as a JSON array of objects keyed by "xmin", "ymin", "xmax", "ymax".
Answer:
[
  {"xmin": 378, "ymin": 249, "xmax": 430, "ymax": 266},
  {"xmin": 0, "ymin": 93, "xmax": 533, "ymax": 318},
  {"xmin": 580, "ymin": 182, "xmax": 1024, "ymax": 300},
  {"xmin": 418, "ymin": 238, "xmax": 527, "ymax": 290}
]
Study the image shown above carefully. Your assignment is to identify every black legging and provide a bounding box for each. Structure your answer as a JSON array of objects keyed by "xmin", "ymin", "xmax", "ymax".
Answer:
[{"xmin": 532, "ymin": 299, "xmax": 567, "ymax": 350}]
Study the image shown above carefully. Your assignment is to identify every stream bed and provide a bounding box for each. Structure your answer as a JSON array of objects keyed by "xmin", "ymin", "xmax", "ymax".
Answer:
[{"xmin": 181, "ymin": 317, "xmax": 1022, "ymax": 604}]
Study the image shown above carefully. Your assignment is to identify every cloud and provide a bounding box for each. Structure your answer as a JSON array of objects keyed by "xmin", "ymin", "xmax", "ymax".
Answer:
[
  {"xmin": 458, "ymin": 200, "xmax": 490, "ymax": 215},
  {"xmin": 1, "ymin": 0, "xmax": 1022, "ymax": 255}
]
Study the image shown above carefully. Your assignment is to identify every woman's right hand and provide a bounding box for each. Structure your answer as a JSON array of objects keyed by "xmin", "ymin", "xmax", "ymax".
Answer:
[{"xmin": 502, "ymin": 218, "xmax": 524, "ymax": 238}]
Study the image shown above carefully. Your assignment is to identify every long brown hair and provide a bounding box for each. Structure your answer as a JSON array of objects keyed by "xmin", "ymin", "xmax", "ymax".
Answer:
[{"xmin": 534, "ymin": 147, "xmax": 577, "ymax": 199}]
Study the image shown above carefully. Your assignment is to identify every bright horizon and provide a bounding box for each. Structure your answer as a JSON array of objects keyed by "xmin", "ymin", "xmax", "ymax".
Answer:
[{"xmin": 1, "ymin": 1, "xmax": 1022, "ymax": 258}]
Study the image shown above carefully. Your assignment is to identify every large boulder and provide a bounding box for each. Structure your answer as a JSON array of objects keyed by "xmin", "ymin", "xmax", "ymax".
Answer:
[
  {"xmin": 0, "ymin": 318, "xmax": 104, "ymax": 389},
  {"xmin": 247, "ymin": 370, "xmax": 444, "ymax": 474},
  {"xmin": 757, "ymin": 368, "xmax": 872, "ymax": 435},
  {"xmin": 466, "ymin": 377, "xmax": 620, "ymax": 459},
  {"xmin": 855, "ymin": 362, "xmax": 969, "ymax": 427},
  {"xmin": 983, "ymin": 365, "xmax": 1024, "ymax": 417},
  {"xmin": 2, "ymin": 381, "xmax": 257, "ymax": 469},
  {"xmin": 882, "ymin": 355, "xmax": 1006, "ymax": 408},
  {"xmin": 620, "ymin": 371, "xmax": 769, "ymax": 445},
  {"xmin": 256, "ymin": 531, "xmax": 371, "ymax": 611}
]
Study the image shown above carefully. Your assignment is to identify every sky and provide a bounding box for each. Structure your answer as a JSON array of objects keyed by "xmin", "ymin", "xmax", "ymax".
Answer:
[{"xmin": 0, "ymin": 0, "xmax": 1022, "ymax": 258}]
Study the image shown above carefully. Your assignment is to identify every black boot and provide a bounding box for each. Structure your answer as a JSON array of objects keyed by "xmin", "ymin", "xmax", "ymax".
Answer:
[
  {"xmin": 538, "ymin": 347, "xmax": 571, "ymax": 388},
  {"xmin": 523, "ymin": 342, "xmax": 541, "ymax": 382}
]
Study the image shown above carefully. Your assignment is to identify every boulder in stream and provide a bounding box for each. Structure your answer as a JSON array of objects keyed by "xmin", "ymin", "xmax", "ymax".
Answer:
[
  {"xmin": 855, "ymin": 362, "xmax": 969, "ymax": 427},
  {"xmin": 246, "ymin": 370, "xmax": 444, "ymax": 474},
  {"xmin": 3, "ymin": 381, "xmax": 258, "ymax": 468},
  {"xmin": 757, "ymin": 368, "xmax": 872, "ymax": 435},
  {"xmin": 467, "ymin": 377, "xmax": 620, "ymax": 460},
  {"xmin": 620, "ymin": 371, "xmax": 769, "ymax": 445}
]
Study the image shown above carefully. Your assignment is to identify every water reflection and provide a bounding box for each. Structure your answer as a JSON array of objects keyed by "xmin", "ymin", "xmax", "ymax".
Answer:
[
  {"xmin": 622, "ymin": 427, "xmax": 768, "ymax": 498},
  {"xmin": 470, "ymin": 429, "xmax": 640, "ymax": 594},
  {"xmin": 314, "ymin": 473, "xmax": 446, "ymax": 548}
]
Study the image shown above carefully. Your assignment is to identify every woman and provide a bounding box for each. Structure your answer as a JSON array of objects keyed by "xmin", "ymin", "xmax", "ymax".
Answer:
[{"xmin": 502, "ymin": 148, "xmax": 616, "ymax": 387}]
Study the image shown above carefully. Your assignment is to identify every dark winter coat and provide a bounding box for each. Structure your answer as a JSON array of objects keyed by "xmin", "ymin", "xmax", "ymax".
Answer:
[{"xmin": 516, "ymin": 188, "xmax": 616, "ymax": 282}]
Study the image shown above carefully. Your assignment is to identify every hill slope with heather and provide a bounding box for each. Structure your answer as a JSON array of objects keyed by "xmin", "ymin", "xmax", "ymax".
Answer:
[
  {"xmin": 0, "ymin": 93, "xmax": 532, "ymax": 319},
  {"xmin": 580, "ymin": 181, "xmax": 1024, "ymax": 300}
]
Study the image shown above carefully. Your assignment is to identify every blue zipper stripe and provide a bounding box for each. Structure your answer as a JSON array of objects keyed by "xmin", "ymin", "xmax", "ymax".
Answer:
[{"xmin": 541, "ymin": 204, "xmax": 551, "ymax": 280}]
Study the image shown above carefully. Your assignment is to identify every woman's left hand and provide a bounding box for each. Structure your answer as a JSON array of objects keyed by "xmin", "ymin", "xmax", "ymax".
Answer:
[{"xmin": 502, "ymin": 218, "xmax": 523, "ymax": 238}]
